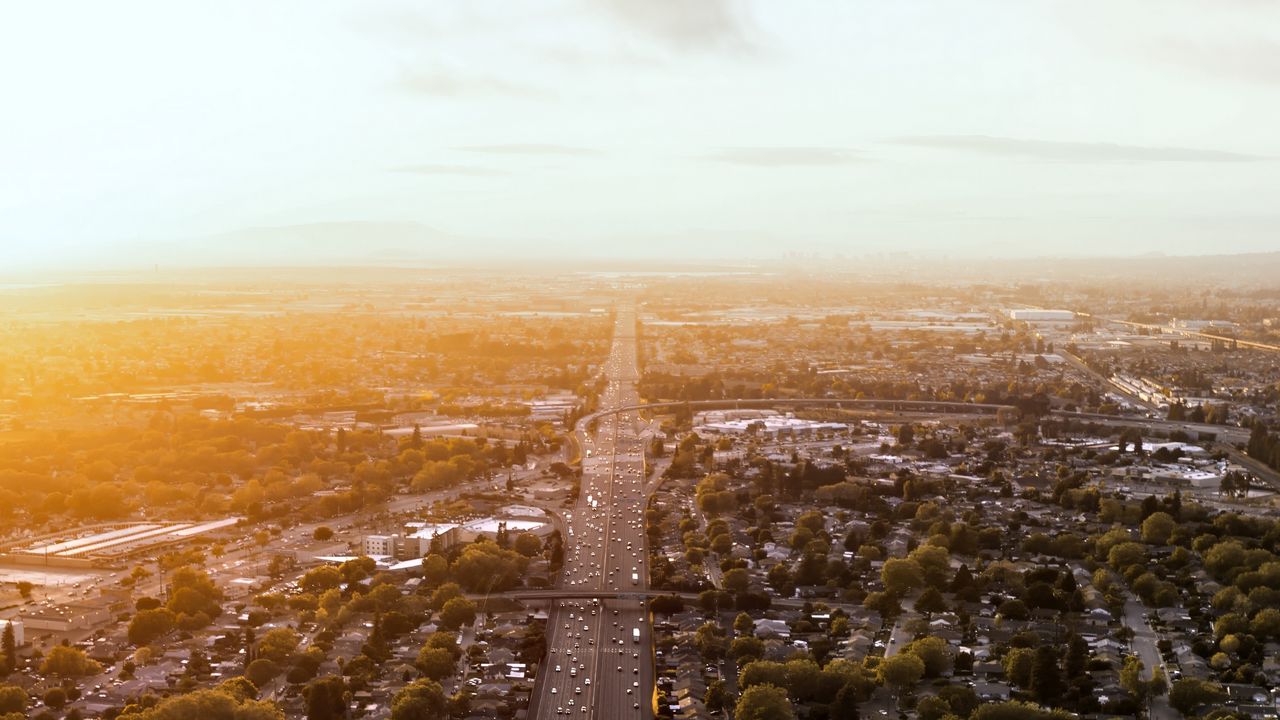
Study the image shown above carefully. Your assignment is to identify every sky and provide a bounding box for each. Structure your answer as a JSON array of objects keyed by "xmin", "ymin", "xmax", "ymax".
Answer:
[{"xmin": 3, "ymin": 0, "xmax": 1280, "ymax": 271}]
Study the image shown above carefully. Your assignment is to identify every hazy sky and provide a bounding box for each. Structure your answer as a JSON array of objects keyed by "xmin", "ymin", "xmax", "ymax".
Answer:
[{"xmin": 4, "ymin": 0, "xmax": 1280, "ymax": 270}]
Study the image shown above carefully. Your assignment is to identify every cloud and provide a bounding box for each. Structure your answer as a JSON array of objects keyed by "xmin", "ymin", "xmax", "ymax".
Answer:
[
  {"xmin": 892, "ymin": 135, "xmax": 1264, "ymax": 162},
  {"xmin": 594, "ymin": 0, "xmax": 755, "ymax": 54},
  {"xmin": 392, "ymin": 164, "xmax": 508, "ymax": 177},
  {"xmin": 1149, "ymin": 35, "xmax": 1280, "ymax": 86},
  {"xmin": 704, "ymin": 147, "xmax": 866, "ymax": 167},
  {"xmin": 536, "ymin": 45, "xmax": 663, "ymax": 69},
  {"xmin": 398, "ymin": 68, "xmax": 550, "ymax": 99},
  {"xmin": 457, "ymin": 144, "xmax": 600, "ymax": 157}
]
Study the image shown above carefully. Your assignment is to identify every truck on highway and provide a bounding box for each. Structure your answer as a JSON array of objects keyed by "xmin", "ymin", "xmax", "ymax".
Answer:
[{"xmin": 632, "ymin": 627, "xmax": 640, "ymax": 643}]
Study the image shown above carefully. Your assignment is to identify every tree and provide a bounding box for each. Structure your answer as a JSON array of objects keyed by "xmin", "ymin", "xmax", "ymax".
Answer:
[
  {"xmin": 129, "ymin": 607, "xmax": 176, "ymax": 646},
  {"xmin": 0, "ymin": 686, "xmax": 27, "ymax": 715},
  {"xmin": 1, "ymin": 623, "xmax": 15, "ymax": 673},
  {"xmin": 390, "ymin": 679, "xmax": 447, "ymax": 720},
  {"xmin": 830, "ymin": 681, "xmax": 862, "ymax": 720},
  {"xmin": 881, "ymin": 558, "xmax": 923, "ymax": 594},
  {"xmin": 1001, "ymin": 647, "xmax": 1035, "ymax": 688},
  {"xmin": 997, "ymin": 598, "xmax": 1030, "ymax": 621},
  {"xmin": 40, "ymin": 645, "xmax": 101, "ymax": 677},
  {"xmin": 110, "ymin": 687, "xmax": 283, "ymax": 720},
  {"xmin": 1140, "ymin": 512, "xmax": 1175, "ymax": 545},
  {"xmin": 705, "ymin": 679, "xmax": 731, "ymax": 714},
  {"xmin": 1108, "ymin": 541, "xmax": 1146, "ymax": 571},
  {"xmin": 904, "ymin": 636, "xmax": 950, "ymax": 677},
  {"xmin": 937, "ymin": 685, "xmax": 979, "ymax": 717},
  {"xmin": 312, "ymin": 527, "xmax": 334, "ymax": 542},
  {"xmin": 256, "ymin": 628, "xmax": 301, "ymax": 664},
  {"xmin": 43, "ymin": 688, "xmax": 67, "ymax": 711},
  {"xmin": 1169, "ymin": 679, "xmax": 1228, "ymax": 716},
  {"xmin": 421, "ymin": 554, "xmax": 449, "ymax": 586},
  {"xmin": 513, "ymin": 532, "xmax": 542, "ymax": 557},
  {"xmin": 167, "ymin": 566, "xmax": 223, "ymax": 620},
  {"xmin": 416, "ymin": 647, "xmax": 457, "ymax": 681},
  {"xmin": 783, "ymin": 658, "xmax": 823, "ymax": 703},
  {"xmin": 735, "ymin": 683, "xmax": 795, "ymax": 720},
  {"xmin": 914, "ymin": 587, "xmax": 948, "ymax": 615},
  {"xmin": 1250, "ymin": 607, "xmax": 1280, "ymax": 639},
  {"xmin": 1029, "ymin": 645, "xmax": 1063, "ymax": 705},
  {"xmin": 897, "ymin": 424, "xmax": 915, "ymax": 446},
  {"xmin": 245, "ymin": 659, "xmax": 282, "ymax": 689},
  {"xmin": 734, "ymin": 612, "xmax": 755, "ymax": 636},
  {"xmin": 1063, "ymin": 632, "xmax": 1088, "ymax": 681},
  {"xmin": 739, "ymin": 661, "xmax": 789, "ymax": 692},
  {"xmin": 300, "ymin": 566, "xmax": 343, "ymax": 594},
  {"xmin": 916, "ymin": 695, "xmax": 949, "ymax": 720},
  {"xmin": 972, "ymin": 701, "xmax": 1073, "ymax": 720},
  {"xmin": 14, "ymin": 583, "xmax": 32, "ymax": 601},
  {"xmin": 724, "ymin": 568, "xmax": 750, "ymax": 593},
  {"xmin": 217, "ymin": 677, "xmax": 259, "ymax": 702},
  {"xmin": 428, "ymin": 582, "xmax": 463, "ymax": 610},
  {"xmin": 730, "ymin": 636, "xmax": 766, "ymax": 665},
  {"xmin": 907, "ymin": 544, "xmax": 951, "ymax": 587},
  {"xmin": 304, "ymin": 675, "xmax": 346, "ymax": 720},
  {"xmin": 650, "ymin": 594, "xmax": 685, "ymax": 616},
  {"xmin": 877, "ymin": 653, "xmax": 925, "ymax": 693},
  {"xmin": 438, "ymin": 596, "xmax": 477, "ymax": 630},
  {"xmin": 694, "ymin": 622, "xmax": 729, "ymax": 663}
]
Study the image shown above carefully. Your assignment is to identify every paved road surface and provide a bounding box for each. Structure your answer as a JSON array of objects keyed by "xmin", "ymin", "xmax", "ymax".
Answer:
[
  {"xmin": 529, "ymin": 309, "xmax": 653, "ymax": 720},
  {"xmin": 1124, "ymin": 597, "xmax": 1178, "ymax": 720}
]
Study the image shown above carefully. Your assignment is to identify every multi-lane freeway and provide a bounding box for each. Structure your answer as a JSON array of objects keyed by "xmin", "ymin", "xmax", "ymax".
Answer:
[{"xmin": 529, "ymin": 309, "xmax": 654, "ymax": 720}]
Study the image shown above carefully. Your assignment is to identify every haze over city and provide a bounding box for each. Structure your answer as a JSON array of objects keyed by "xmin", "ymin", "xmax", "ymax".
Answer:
[
  {"xmin": 4, "ymin": 0, "xmax": 1280, "ymax": 272},
  {"xmin": 5, "ymin": 5, "xmax": 1280, "ymax": 720}
]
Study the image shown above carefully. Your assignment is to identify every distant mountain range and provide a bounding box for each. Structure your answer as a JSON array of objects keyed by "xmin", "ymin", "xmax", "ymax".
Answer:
[
  {"xmin": 127, "ymin": 222, "xmax": 477, "ymax": 266},
  {"xmin": 18, "ymin": 220, "xmax": 1280, "ymax": 285}
]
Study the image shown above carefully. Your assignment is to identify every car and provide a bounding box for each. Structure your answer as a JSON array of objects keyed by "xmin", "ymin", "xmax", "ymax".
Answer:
[
  {"xmin": 556, "ymin": 665, "xmax": 562, "ymax": 672},
  {"xmin": 551, "ymin": 688, "xmax": 558, "ymax": 694},
  {"xmin": 618, "ymin": 666, "xmax": 623, "ymax": 672},
  {"xmin": 585, "ymin": 678, "xmax": 591, "ymax": 685}
]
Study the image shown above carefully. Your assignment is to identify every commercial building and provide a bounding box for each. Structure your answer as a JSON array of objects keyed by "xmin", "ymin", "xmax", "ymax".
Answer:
[
  {"xmin": 363, "ymin": 513, "xmax": 553, "ymax": 561},
  {"xmin": 694, "ymin": 410, "xmax": 845, "ymax": 440},
  {"xmin": 1009, "ymin": 309, "xmax": 1075, "ymax": 322},
  {"xmin": 20, "ymin": 594, "xmax": 130, "ymax": 633},
  {"xmin": 12, "ymin": 519, "xmax": 242, "ymax": 566}
]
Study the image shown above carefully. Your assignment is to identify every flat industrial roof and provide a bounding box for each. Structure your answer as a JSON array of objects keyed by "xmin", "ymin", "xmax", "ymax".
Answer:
[
  {"xmin": 21, "ymin": 518, "xmax": 243, "ymax": 559},
  {"xmin": 29, "ymin": 525, "xmax": 161, "ymax": 556}
]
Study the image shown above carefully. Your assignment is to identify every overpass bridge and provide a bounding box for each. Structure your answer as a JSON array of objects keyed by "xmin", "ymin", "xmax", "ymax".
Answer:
[
  {"xmin": 469, "ymin": 589, "xmax": 861, "ymax": 612},
  {"xmin": 578, "ymin": 398, "xmax": 1015, "ymax": 431}
]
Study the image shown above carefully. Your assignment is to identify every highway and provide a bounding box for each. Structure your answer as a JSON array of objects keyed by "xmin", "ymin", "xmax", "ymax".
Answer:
[{"xmin": 529, "ymin": 308, "xmax": 654, "ymax": 720}]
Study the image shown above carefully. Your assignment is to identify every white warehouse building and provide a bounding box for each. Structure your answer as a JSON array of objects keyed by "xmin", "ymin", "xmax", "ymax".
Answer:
[{"xmin": 1009, "ymin": 309, "xmax": 1075, "ymax": 322}]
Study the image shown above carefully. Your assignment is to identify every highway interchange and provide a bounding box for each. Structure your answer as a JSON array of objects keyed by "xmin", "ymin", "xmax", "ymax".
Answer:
[{"xmin": 529, "ymin": 309, "xmax": 655, "ymax": 719}]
